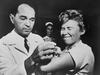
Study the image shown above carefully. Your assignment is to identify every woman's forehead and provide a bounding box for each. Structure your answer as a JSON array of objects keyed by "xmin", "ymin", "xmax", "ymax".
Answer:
[{"xmin": 62, "ymin": 20, "xmax": 79, "ymax": 27}]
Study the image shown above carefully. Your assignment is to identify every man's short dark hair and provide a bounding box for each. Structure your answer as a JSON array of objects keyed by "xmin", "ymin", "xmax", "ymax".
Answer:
[{"xmin": 9, "ymin": 0, "xmax": 37, "ymax": 16}]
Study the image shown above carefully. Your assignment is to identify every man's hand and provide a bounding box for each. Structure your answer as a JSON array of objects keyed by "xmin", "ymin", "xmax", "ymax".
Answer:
[
  {"xmin": 38, "ymin": 41, "xmax": 56, "ymax": 51},
  {"xmin": 29, "ymin": 41, "xmax": 56, "ymax": 63},
  {"xmin": 33, "ymin": 42, "xmax": 58, "ymax": 65},
  {"xmin": 24, "ymin": 41, "xmax": 59, "ymax": 69},
  {"xmin": 24, "ymin": 42, "xmax": 62, "ymax": 74}
]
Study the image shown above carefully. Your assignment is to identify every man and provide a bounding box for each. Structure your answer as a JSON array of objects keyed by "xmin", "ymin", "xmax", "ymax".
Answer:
[
  {"xmin": 0, "ymin": 3, "xmax": 44, "ymax": 75},
  {"xmin": 40, "ymin": 10, "xmax": 95, "ymax": 75}
]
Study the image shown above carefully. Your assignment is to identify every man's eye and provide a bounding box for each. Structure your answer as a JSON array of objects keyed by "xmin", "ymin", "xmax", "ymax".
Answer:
[
  {"xmin": 30, "ymin": 18, "xmax": 35, "ymax": 22},
  {"xmin": 20, "ymin": 16, "xmax": 26, "ymax": 20}
]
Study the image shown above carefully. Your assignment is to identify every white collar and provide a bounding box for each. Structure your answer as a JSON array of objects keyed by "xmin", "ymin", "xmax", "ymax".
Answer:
[{"xmin": 65, "ymin": 40, "xmax": 82, "ymax": 50}]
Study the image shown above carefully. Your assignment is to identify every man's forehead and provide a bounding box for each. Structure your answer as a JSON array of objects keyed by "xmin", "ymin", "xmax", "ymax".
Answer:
[{"xmin": 17, "ymin": 4, "xmax": 35, "ymax": 16}]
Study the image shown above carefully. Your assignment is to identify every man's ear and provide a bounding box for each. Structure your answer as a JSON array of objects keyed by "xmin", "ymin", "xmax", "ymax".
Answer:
[
  {"xmin": 9, "ymin": 14, "xmax": 15, "ymax": 24},
  {"xmin": 81, "ymin": 30, "xmax": 85, "ymax": 35}
]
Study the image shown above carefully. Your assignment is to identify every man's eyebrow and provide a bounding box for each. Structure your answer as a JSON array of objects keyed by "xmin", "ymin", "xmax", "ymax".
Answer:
[
  {"xmin": 29, "ymin": 17, "xmax": 36, "ymax": 21},
  {"xmin": 30, "ymin": 17, "xmax": 35, "ymax": 19},
  {"xmin": 20, "ymin": 15, "xmax": 27, "ymax": 18}
]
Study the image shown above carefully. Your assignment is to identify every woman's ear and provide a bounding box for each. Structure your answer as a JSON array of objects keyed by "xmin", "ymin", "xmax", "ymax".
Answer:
[{"xmin": 9, "ymin": 14, "xmax": 15, "ymax": 24}]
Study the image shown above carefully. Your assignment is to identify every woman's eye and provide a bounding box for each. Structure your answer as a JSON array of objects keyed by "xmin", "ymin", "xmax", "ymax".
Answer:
[
  {"xmin": 61, "ymin": 27, "xmax": 65, "ymax": 31},
  {"xmin": 67, "ymin": 27, "xmax": 72, "ymax": 30}
]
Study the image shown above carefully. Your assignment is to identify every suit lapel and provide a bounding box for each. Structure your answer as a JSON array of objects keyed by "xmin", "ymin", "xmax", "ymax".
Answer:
[
  {"xmin": 13, "ymin": 43, "xmax": 28, "ymax": 55},
  {"xmin": 2, "ymin": 30, "xmax": 28, "ymax": 55}
]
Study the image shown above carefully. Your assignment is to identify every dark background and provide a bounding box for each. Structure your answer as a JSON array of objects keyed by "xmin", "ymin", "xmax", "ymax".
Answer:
[{"xmin": 0, "ymin": 0, "xmax": 100, "ymax": 74}]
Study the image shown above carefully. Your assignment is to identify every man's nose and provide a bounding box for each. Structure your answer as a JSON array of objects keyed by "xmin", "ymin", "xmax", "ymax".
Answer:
[{"xmin": 25, "ymin": 20, "xmax": 30, "ymax": 27}]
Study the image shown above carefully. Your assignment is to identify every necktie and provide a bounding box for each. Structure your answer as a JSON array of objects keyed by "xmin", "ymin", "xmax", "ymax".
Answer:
[{"xmin": 24, "ymin": 38, "xmax": 29, "ymax": 52}]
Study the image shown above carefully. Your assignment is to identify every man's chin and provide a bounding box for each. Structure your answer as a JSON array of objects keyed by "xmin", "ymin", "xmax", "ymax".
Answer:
[{"xmin": 22, "ymin": 32, "xmax": 30, "ymax": 37}]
